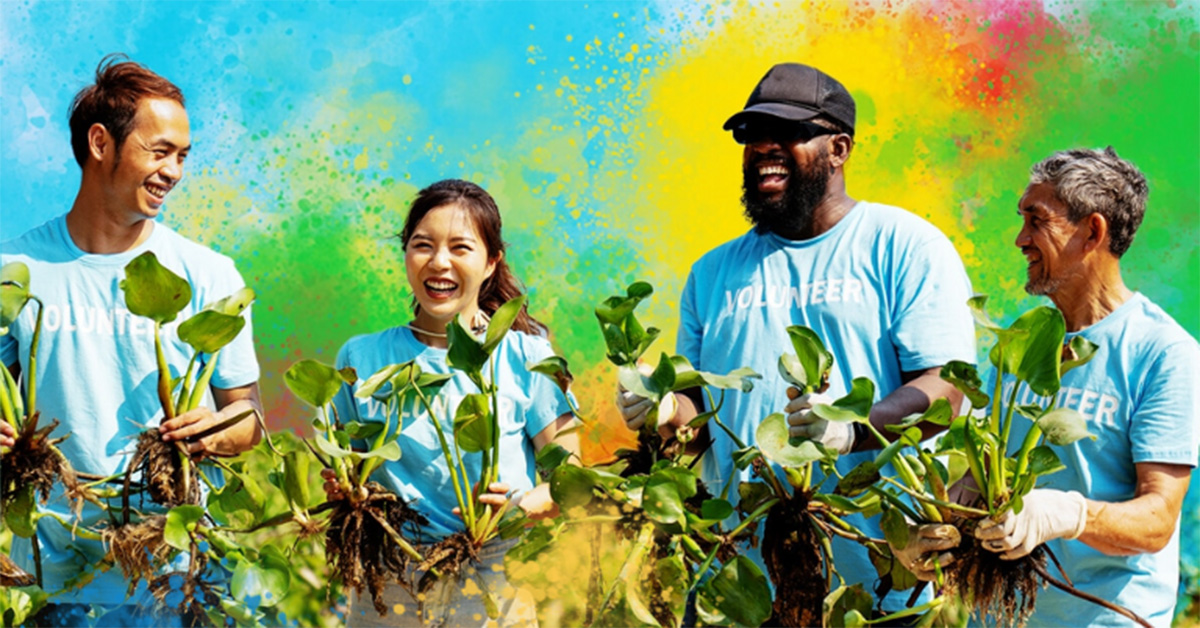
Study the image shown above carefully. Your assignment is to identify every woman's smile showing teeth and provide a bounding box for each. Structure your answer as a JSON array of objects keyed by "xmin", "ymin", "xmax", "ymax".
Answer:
[{"xmin": 424, "ymin": 278, "xmax": 459, "ymax": 299}]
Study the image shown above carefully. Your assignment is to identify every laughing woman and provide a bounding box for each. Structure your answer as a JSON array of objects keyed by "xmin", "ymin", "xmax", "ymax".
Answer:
[{"xmin": 325, "ymin": 179, "xmax": 578, "ymax": 627}]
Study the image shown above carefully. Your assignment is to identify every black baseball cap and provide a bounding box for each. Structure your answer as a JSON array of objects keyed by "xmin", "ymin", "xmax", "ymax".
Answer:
[{"xmin": 723, "ymin": 63, "xmax": 856, "ymax": 135}]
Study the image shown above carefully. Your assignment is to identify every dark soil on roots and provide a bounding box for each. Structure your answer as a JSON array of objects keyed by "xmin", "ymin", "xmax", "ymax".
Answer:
[
  {"xmin": 617, "ymin": 431, "xmax": 664, "ymax": 478},
  {"xmin": 1, "ymin": 415, "xmax": 82, "ymax": 509},
  {"xmin": 326, "ymin": 482, "xmax": 429, "ymax": 616},
  {"xmin": 417, "ymin": 531, "xmax": 480, "ymax": 596},
  {"xmin": 129, "ymin": 429, "xmax": 200, "ymax": 508},
  {"xmin": 949, "ymin": 532, "xmax": 1045, "ymax": 627},
  {"xmin": 762, "ymin": 491, "xmax": 826, "ymax": 628}
]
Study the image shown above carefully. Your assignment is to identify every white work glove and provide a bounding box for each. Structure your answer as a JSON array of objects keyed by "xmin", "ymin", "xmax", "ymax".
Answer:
[
  {"xmin": 616, "ymin": 362, "xmax": 657, "ymax": 431},
  {"xmin": 889, "ymin": 523, "xmax": 961, "ymax": 581},
  {"xmin": 975, "ymin": 488, "xmax": 1088, "ymax": 560},
  {"xmin": 784, "ymin": 387, "xmax": 854, "ymax": 454}
]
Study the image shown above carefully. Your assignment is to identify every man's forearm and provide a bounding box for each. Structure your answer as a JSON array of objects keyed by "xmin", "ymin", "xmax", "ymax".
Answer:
[
  {"xmin": 857, "ymin": 368, "xmax": 962, "ymax": 450},
  {"xmin": 213, "ymin": 397, "xmax": 263, "ymax": 453}
]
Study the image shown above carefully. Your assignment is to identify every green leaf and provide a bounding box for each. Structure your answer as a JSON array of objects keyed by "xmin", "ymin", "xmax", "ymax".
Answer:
[
  {"xmin": 1061, "ymin": 335, "xmax": 1099, "ymax": 377},
  {"xmin": 732, "ymin": 445, "xmax": 762, "ymax": 470},
  {"xmin": 756, "ymin": 413, "xmax": 834, "ymax": 467},
  {"xmin": 202, "ymin": 286, "xmax": 255, "ymax": 316},
  {"xmin": 164, "ymin": 505, "xmax": 205, "ymax": 551},
  {"xmin": 824, "ymin": 584, "xmax": 874, "ymax": 628},
  {"xmin": 284, "ymin": 359, "xmax": 345, "ymax": 408},
  {"xmin": 313, "ymin": 434, "xmax": 400, "ymax": 461},
  {"xmin": 482, "ymin": 295, "xmax": 526, "ymax": 354},
  {"xmin": 342, "ymin": 421, "xmax": 385, "ymax": 441},
  {"xmin": 889, "ymin": 398, "xmax": 954, "ymax": 434},
  {"xmin": 787, "ymin": 326, "xmax": 834, "ymax": 392},
  {"xmin": 4, "ymin": 485, "xmax": 38, "ymax": 538},
  {"xmin": 356, "ymin": 363, "xmax": 413, "ymax": 400},
  {"xmin": 693, "ymin": 366, "xmax": 761, "ymax": 393},
  {"xmin": 452, "ymin": 393, "xmax": 493, "ymax": 453},
  {"xmin": 177, "ymin": 310, "xmax": 246, "ymax": 354},
  {"xmin": 231, "ymin": 544, "xmax": 291, "ymax": 607},
  {"xmin": 282, "ymin": 450, "xmax": 312, "ymax": 511},
  {"xmin": 880, "ymin": 506, "xmax": 910, "ymax": 550},
  {"xmin": 836, "ymin": 460, "xmax": 881, "ymax": 497},
  {"xmin": 549, "ymin": 464, "xmax": 596, "ymax": 511},
  {"xmin": 701, "ymin": 556, "xmax": 772, "ymax": 628},
  {"xmin": 700, "ymin": 499, "xmax": 734, "ymax": 522},
  {"xmin": 447, "ymin": 314, "xmax": 488, "ymax": 373},
  {"xmin": 1037, "ymin": 408, "xmax": 1096, "ymax": 446},
  {"xmin": 991, "ymin": 306, "xmax": 1066, "ymax": 398},
  {"xmin": 120, "ymin": 251, "xmax": 192, "ymax": 324},
  {"xmin": 812, "ymin": 377, "xmax": 875, "ymax": 423},
  {"xmin": 643, "ymin": 471, "xmax": 687, "ymax": 526},
  {"xmin": 626, "ymin": 281, "xmax": 654, "ymax": 300},
  {"xmin": 206, "ymin": 471, "xmax": 265, "ymax": 529},
  {"xmin": 535, "ymin": 442, "xmax": 572, "ymax": 474},
  {"xmin": 967, "ymin": 295, "xmax": 1003, "ymax": 331},
  {"xmin": 737, "ymin": 481, "xmax": 774, "ymax": 515},
  {"xmin": 940, "ymin": 361, "xmax": 990, "ymax": 410},
  {"xmin": 649, "ymin": 352, "xmax": 677, "ymax": 393},
  {"xmin": 526, "ymin": 356, "xmax": 574, "ymax": 395},
  {"xmin": 617, "ymin": 364, "xmax": 657, "ymax": 400},
  {"xmin": 600, "ymin": 322, "xmax": 631, "ymax": 365},
  {"xmin": 0, "ymin": 262, "xmax": 32, "ymax": 330},
  {"xmin": 1026, "ymin": 446, "xmax": 1066, "ymax": 478}
]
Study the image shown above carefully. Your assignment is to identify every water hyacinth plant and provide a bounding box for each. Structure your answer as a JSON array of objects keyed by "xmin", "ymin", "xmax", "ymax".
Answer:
[
  {"xmin": 517, "ymin": 282, "xmax": 771, "ymax": 628},
  {"xmin": 880, "ymin": 296, "xmax": 1149, "ymax": 627}
]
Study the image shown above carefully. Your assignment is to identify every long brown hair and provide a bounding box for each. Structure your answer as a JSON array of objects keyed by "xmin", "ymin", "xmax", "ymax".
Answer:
[{"xmin": 399, "ymin": 179, "xmax": 548, "ymax": 337}]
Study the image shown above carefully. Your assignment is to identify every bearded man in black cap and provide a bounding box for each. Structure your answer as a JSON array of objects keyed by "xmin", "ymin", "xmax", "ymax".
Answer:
[{"xmin": 618, "ymin": 63, "xmax": 977, "ymax": 617}]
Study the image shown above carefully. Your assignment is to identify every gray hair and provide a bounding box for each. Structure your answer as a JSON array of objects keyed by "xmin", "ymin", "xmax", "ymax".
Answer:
[{"xmin": 1029, "ymin": 147, "xmax": 1148, "ymax": 257}]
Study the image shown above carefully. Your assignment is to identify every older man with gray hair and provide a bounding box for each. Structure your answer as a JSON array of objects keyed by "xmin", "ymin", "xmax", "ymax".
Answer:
[{"xmin": 974, "ymin": 147, "xmax": 1199, "ymax": 626}]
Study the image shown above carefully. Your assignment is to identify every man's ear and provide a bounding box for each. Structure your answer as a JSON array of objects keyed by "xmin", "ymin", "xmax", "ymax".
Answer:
[
  {"xmin": 87, "ymin": 123, "xmax": 112, "ymax": 164},
  {"xmin": 1082, "ymin": 212, "xmax": 1109, "ymax": 253},
  {"xmin": 828, "ymin": 134, "xmax": 854, "ymax": 169}
]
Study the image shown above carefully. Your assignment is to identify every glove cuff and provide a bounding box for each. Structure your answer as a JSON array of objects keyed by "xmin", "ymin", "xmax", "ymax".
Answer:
[{"xmin": 1062, "ymin": 490, "xmax": 1088, "ymax": 540}]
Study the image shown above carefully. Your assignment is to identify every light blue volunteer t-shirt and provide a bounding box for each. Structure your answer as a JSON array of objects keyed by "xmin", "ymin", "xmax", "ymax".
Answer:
[
  {"xmin": 0, "ymin": 215, "xmax": 260, "ymax": 605},
  {"xmin": 333, "ymin": 326, "xmax": 572, "ymax": 542},
  {"xmin": 998, "ymin": 293, "xmax": 1199, "ymax": 628},
  {"xmin": 678, "ymin": 201, "xmax": 976, "ymax": 611}
]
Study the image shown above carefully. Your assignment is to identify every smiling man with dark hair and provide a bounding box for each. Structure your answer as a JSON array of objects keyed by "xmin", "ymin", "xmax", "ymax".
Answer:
[{"xmin": 0, "ymin": 54, "xmax": 262, "ymax": 626}]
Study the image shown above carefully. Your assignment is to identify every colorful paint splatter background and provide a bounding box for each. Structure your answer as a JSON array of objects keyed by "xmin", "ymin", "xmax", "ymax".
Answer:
[{"xmin": 3, "ymin": 0, "xmax": 1198, "ymax": 618}]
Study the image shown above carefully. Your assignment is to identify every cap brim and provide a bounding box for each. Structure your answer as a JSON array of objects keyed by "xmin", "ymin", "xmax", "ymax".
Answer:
[{"xmin": 722, "ymin": 102, "xmax": 822, "ymax": 130}]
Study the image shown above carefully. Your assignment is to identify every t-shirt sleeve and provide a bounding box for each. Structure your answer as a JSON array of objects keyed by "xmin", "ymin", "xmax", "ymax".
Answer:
[
  {"xmin": 1130, "ymin": 339, "xmax": 1200, "ymax": 466},
  {"xmin": 676, "ymin": 270, "xmax": 703, "ymax": 368},
  {"xmin": 208, "ymin": 259, "xmax": 261, "ymax": 389},
  {"xmin": 888, "ymin": 234, "xmax": 976, "ymax": 373},
  {"xmin": 522, "ymin": 336, "xmax": 573, "ymax": 439}
]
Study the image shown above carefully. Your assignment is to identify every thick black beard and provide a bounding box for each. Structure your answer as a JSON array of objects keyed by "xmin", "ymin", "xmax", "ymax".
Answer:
[{"xmin": 741, "ymin": 147, "xmax": 831, "ymax": 238}]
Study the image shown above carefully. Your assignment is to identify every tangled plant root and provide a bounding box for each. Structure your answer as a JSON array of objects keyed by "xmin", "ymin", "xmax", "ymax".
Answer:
[
  {"xmin": 417, "ymin": 531, "xmax": 479, "ymax": 594},
  {"xmin": 762, "ymin": 491, "xmax": 826, "ymax": 628},
  {"xmin": 149, "ymin": 565, "xmax": 219, "ymax": 628},
  {"xmin": 949, "ymin": 533, "xmax": 1045, "ymax": 627},
  {"xmin": 130, "ymin": 429, "xmax": 200, "ymax": 508},
  {"xmin": 1, "ymin": 415, "xmax": 84, "ymax": 511},
  {"xmin": 102, "ymin": 515, "xmax": 174, "ymax": 590},
  {"xmin": 327, "ymin": 482, "xmax": 428, "ymax": 616}
]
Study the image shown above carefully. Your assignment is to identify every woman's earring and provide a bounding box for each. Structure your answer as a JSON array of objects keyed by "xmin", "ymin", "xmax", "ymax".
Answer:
[{"xmin": 471, "ymin": 310, "xmax": 491, "ymax": 334}]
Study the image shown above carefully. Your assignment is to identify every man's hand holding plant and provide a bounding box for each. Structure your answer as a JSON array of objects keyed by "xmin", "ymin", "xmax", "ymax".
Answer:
[{"xmin": 784, "ymin": 386, "xmax": 855, "ymax": 454}]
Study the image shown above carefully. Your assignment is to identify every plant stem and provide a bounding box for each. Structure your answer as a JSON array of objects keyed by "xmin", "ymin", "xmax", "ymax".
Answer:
[
  {"xmin": 0, "ymin": 362, "xmax": 17, "ymax": 429},
  {"xmin": 154, "ymin": 323, "xmax": 175, "ymax": 421},
  {"xmin": 877, "ymin": 476, "xmax": 990, "ymax": 517},
  {"xmin": 995, "ymin": 382, "xmax": 1021, "ymax": 501},
  {"xmin": 729, "ymin": 498, "xmax": 779, "ymax": 539},
  {"xmin": 865, "ymin": 595, "xmax": 944, "ymax": 626},
  {"xmin": 26, "ymin": 297, "xmax": 43, "ymax": 418},
  {"xmin": 175, "ymin": 352, "xmax": 199, "ymax": 416},
  {"xmin": 416, "ymin": 388, "xmax": 473, "ymax": 528},
  {"xmin": 185, "ymin": 348, "xmax": 222, "ymax": 413}
]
